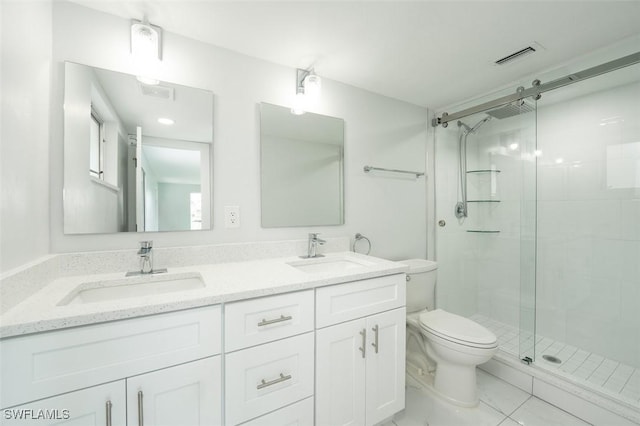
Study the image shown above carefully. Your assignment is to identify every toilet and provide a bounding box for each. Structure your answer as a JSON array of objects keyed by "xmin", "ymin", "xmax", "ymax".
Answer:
[{"xmin": 401, "ymin": 259, "xmax": 498, "ymax": 407}]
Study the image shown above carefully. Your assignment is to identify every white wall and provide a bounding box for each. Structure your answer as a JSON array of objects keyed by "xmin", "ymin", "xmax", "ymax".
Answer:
[
  {"xmin": 0, "ymin": 1, "xmax": 52, "ymax": 272},
  {"xmin": 49, "ymin": 2, "xmax": 427, "ymax": 261}
]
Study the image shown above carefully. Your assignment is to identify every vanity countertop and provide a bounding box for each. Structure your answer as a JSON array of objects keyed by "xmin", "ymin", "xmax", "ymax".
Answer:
[{"xmin": 0, "ymin": 252, "xmax": 407, "ymax": 339}]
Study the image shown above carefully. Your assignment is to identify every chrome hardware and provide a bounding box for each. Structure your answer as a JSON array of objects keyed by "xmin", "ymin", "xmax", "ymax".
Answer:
[
  {"xmin": 126, "ymin": 241, "xmax": 168, "ymax": 276},
  {"xmin": 137, "ymin": 391, "xmax": 144, "ymax": 426},
  {"xmin": 106, "ymin": 400, "xmax": 112, "ymax": 426},
  {"xmin": 359, "ymin": 329, "xmax": 366, "ymax": 358},
  {"xmin": 352, "ymin": 233, "xmax": 372, "ymax": 255},
  {"xmin": 138, "ymin": 241, "xmax": 153, "ymax": 274},
  {"xmin": 438, "ymin": 220, "xmax": 446, "ymax": 227},
  {"xmin": 521, "ymin": 356, "xmax": 533, "ymax": 365},
  {"xmin": 406, "ymin": 275, "xmax": 411, "ymax": 282},
  {"xmin": 363, "ymin": 165, "xmax": 425, "ymax": 178},
  {"xmin": 372, "ymin": 325, "xmax": 379, "ymax": 354},
  {"xmin": 303, "ymin": 233, "xmax": 326, "ymax": 258},
  {"xmin": 258, "ymin": 315, "xmax": 292, "ymax": 327},
  {"xmin": 257, "ymin": 373, "xmax": 292, "ymax": 390}
]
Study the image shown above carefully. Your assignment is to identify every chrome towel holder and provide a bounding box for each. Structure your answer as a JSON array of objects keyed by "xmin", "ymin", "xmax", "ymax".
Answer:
[
  {"xmin": 363, "ymin": 165, "xmax": 425, "ymax": 178},
  {"xmin": 352, "ymin": 233, "xmax": 371, "ymax": 255}
]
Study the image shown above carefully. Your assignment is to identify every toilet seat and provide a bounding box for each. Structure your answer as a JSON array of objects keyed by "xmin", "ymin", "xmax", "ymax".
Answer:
[{"xmin": 419, "ymin": 309, "xmax": 497, "ymax": 349}]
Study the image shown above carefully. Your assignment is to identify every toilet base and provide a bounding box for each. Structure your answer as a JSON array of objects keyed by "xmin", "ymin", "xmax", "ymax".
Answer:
[{"xmin": 406, "ymin": 360, "xmax": 480, "ymax": 408}]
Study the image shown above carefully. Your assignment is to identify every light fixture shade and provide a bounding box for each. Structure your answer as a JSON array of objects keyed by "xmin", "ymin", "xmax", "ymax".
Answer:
[
  {"xmin": 131, "ymin": 20, "xmax": 162, "ymax": 61},
  {"xmin": 291, "ymin": 91, "xmax": 306, "ymax": 115}
]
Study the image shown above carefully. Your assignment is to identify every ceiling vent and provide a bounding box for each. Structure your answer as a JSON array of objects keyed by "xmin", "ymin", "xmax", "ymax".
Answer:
[
  {"xmin": 138, "ymin": 82, "xmax": 174, "ymax": 100},
  {"xmin": 495, "ymin": 46, "xmax": 537, "ymax": 65}
]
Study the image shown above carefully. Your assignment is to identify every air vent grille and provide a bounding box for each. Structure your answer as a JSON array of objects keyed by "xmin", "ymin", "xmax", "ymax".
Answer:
[{"xmin": 495, "ymin": 46, "xmax": 536, "ymax": 65}]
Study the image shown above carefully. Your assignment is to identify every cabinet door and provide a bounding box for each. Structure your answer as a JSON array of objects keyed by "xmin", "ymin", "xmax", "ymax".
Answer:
[
  {"xmin": 126, "ymin": 356, "xmax": 221, "ymax": 426},
  {"xmin": 365, "ymin": 308, "xmax": 406, "ymax": 426},
  {"xmin": 1, "ymin": 381, "xmax": 125, "ymax": 426},
  {"xmin": 315, "ymin": 318, "xmax": 366, "ymax": 426}
]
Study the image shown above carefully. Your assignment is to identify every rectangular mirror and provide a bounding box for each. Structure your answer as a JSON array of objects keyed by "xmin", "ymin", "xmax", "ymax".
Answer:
[
  {"xmin": 63, "ymin": 62, "xmax": 213, "ymax": 234},
  {"xmin": 260, "ymin": 102, "xmax": 344, "ymax": 227}
]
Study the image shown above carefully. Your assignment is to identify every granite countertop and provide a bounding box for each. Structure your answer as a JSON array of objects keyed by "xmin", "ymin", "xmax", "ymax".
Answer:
[{"xmin": 0, "ymin": 252, "xmax": 407, "ymax": 339}]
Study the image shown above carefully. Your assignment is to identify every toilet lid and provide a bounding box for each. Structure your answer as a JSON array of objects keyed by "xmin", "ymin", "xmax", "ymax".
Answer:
[{"xmin": 419, "ymin": 309, "xmax": 497, "ymax": 347}]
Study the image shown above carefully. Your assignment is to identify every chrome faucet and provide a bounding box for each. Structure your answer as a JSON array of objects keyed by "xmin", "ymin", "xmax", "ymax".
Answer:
[
  {"xmin": 306, "ymin": 233, "xmax": 326, "ymax": 258},
  {"xmin": 126, "ymin": 241, "xmax": 167, "ymax": 276},
  {"xmin": 138, "ymin": 240, "xmax": 154, "ymax": 274}
]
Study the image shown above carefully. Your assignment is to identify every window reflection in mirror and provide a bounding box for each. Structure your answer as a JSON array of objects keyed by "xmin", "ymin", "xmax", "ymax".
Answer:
[
  {"xmin": 260, "ymin": 103, "xmax": 345, "ymax": 227},
  {"xmin": 63, "ymin": 62, "xmax": 213, "ymax": 234}
]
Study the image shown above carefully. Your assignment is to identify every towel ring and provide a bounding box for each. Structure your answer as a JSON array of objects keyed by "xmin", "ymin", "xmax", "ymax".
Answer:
[{"xmin": 352, "ymin": 233, "xmax": 371, "ymax": 255}]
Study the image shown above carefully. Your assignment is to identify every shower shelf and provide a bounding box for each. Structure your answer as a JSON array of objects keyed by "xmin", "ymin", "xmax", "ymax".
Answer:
[
  {"xmin": 466, "ymin": 169, "xmax": 501, "ymax": 174},
  {"xmin": 466, "ymin": 230, "xmax": 500, "ymax": 234},
  {"xmin": 467, "ymin": 200, "xmax": 501, "ymax": 203}
]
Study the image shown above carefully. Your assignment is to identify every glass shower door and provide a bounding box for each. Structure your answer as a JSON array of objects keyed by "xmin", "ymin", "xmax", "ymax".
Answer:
[{"xmin": 434, "ymin": 98, "xmax": 537, "ymax": 362}]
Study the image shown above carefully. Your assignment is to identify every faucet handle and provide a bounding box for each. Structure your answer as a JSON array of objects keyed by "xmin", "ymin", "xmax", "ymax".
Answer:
[{"xmin": 308, "ymin": 233, "xmax": 319, "ymax": 240}]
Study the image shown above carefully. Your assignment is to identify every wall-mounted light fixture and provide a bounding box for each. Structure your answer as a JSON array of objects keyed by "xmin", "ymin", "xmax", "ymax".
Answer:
[
  {"xmin": 131, "ymin": 18, "xmax": 162, "ymax": 85},
  {"xmin": 291, "ymin": 68, "xmax": 322, "ymax": 115}
]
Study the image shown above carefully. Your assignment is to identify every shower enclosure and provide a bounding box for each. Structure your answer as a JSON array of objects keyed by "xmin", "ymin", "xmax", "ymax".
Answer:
[{"xmin": 434, "ymin": 54, "xmax": 640, "ymax": 410}]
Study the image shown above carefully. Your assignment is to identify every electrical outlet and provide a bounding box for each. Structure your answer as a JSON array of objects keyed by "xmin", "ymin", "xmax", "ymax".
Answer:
[{"xmin": 224, "ymin": 206, "xmax": 240, "ymax": 228}]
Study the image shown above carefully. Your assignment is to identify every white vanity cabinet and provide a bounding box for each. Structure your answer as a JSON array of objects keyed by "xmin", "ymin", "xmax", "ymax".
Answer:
[
  {"xmin": 0, "ymin": 306, "xmax": 222, "ymax": 425},
  {"xmin": 315, "ymin": 274, "xmax": 406, "ymax": 426},
  {"xmin": 224, "ymin": 290, "xmax": 315, "ymax": 426}
]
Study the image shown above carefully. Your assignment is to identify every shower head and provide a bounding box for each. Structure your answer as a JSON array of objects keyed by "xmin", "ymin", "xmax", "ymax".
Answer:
[
  {"xmin": 459, "ymin": 116, "xmax": 491, "ymax": 135},
  {"xmin": 469, "ymin": 116, "xmax": 491, "ymax": 133},
  {"xmin": 486, "ymin": 100, "xmax": 535, "ymax": 119}
]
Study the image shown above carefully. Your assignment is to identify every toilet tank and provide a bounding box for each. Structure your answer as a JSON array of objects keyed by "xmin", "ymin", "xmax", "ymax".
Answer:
[{"xmin": 400, "ymin": 259, "xmax": 437, "ymax": 313}]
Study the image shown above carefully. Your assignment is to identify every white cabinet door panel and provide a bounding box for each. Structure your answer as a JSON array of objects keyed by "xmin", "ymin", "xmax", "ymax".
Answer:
[
  {"xmin": 315, "ymin": 318, "xmax": 366, "ymax": 426},
  {"xmin": 365, "ymin": 308, "xmax": 406, "ymax": 426},
  {"xmin": 1, "ymin": 381, "xmax": 125, "ymax": 426},
  {"xmin": 126, "ymin": 356, "xmax": 222, "ymax": 426}
]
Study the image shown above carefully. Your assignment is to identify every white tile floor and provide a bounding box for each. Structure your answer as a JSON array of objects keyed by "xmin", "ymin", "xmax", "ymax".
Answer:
[
  {"xmin": 471, "ymin": 314, "xmax": 640, "ymax": 407},
  {"xmin": 391, "ymin": 370, "xmax": 592, "ymax": 426}
]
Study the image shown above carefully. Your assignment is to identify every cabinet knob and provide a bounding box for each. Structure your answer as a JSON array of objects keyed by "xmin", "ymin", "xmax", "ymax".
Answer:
[{"xmin": 438, "ymin": 220, "xmax": 446, "ymax": 227}]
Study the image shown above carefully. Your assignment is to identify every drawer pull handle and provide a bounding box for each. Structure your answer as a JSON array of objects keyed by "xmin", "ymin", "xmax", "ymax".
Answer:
[
  {"xmin": 257, "ymin": 373, "xmax": 292, "ymax": 389},
  {"xmin": 137, "ymin": 390, "xmax": 144, "ymax": 426},
  {"xmin": 106, "ymin": 400, "xmax": 112, "ymax": 426},
  {"xmin": 359, "ymin": 328, "xmax": 366, "ymax": 358},
  {"xmin": 258, "ymin": 315, "xmax": 292, "ymax": 327},
  {"xmin": 372, "ymin": 324, "xmax": 379, "ymax": 354}
]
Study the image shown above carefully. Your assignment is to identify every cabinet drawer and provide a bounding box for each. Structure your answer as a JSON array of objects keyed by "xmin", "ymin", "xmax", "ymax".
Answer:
[
  {"xmin": 225, "ymin": 290, "xmax": 313, "ymax": 352},
  {"xmin": 240, "ymin": 397, "xmax": 314, "ymax": 426},
  {"xmin": 225, "ymin": 333, "xmax": 314, "ymax": 425},
  {"xmin": 0, "ymin": 305, "xmax": 221, "ymax": 409},
  {"xmin": 316, "ymin": 274, "xmax": 405, "ymax": 328}
]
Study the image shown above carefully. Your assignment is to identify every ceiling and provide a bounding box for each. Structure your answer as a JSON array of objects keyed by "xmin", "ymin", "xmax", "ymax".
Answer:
[{"xmin": 70, "ymin": 1, "xmax": 640, "ymax": 109}]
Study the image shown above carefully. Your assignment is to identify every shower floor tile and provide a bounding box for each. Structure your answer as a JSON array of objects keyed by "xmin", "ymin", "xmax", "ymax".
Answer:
[{"xmin": 471, "ymin": 314, "xmax": 640, "ymax": 408}]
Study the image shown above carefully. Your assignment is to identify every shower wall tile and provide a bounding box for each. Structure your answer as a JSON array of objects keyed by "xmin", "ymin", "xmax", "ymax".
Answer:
[{"xmin": 536, "ymin": 80, "xmax": 640, "ymax": 369}]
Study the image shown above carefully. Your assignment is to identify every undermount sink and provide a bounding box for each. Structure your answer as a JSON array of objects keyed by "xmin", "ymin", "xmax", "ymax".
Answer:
[
  {"xmin": 58, "ymin": 272, "xmax": 205, "ymax": 306},
  {"xmin": 287, "ymin": 256, "xmax": 374, "ymax": 274}
]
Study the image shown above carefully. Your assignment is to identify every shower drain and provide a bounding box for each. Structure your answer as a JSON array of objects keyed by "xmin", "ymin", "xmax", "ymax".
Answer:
[{"xmin": 542, "ymin": 354, "xmax": 562, "ymax": 364}]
